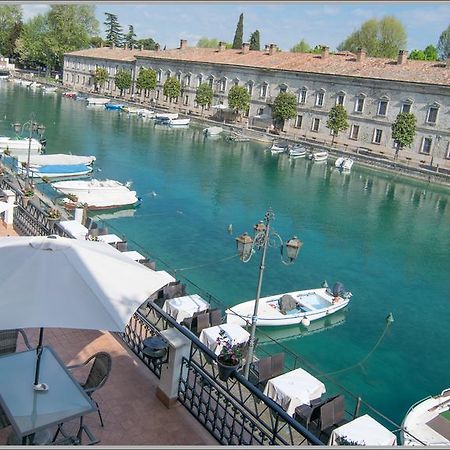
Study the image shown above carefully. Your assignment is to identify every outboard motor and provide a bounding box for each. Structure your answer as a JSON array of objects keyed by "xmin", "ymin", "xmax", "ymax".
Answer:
[{"xmin": 332, "ymin": 282, "xmax": 345, "ymax": 297}]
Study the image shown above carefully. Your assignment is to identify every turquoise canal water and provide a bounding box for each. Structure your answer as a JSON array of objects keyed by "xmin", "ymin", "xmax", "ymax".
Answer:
[{"xmin": 1, "ymin": 82, "xmax": 450, "ymax": 425}]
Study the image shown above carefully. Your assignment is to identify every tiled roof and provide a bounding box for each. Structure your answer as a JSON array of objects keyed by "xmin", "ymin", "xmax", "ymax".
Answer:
[{"xmin": 66, "ymin": 47, "xmax": 450, "ymax": 87}]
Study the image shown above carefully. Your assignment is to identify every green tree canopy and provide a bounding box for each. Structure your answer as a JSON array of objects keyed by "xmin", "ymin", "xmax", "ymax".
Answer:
[
  {"xmin": 227, "ymin": 85, "xmax": 250, "ymax": 117},
  {"xmin": 104, "ymin": 12, "xmax": 123, "ymax": 47},
  {"xmin": 0, "ymin": 5, "xmax": 22, "ymax": 58},
  {"xmin": 163, "ymin": 76, "xmax": 181, "ymax": 101},
  {"xmin": 232, "ymin": 13, "xmax": 244, "ymax": 49},
  {"xmin": 326, "ymin": 105, "xmax": 349, "ymax": 144},
  {"xmin": 136, "ymin": 38, "xmax": 158, "ymax": 50},
  {"xmin": 272, "ymin": 92, "xmax": 297, "ymax": 122},
  {"xmin": 195, "ymin": 83, "xmax": 213, "ymax": 114},
  {"xmin": 437, "ymin": 25, "xmax": 450, "ymax": 60},
  {"xmin": 337, "ymin": 16, "xmax": 407, "ymax": 58},
  {"xmin": 94, "ymin": 67, "xmax": 108, "ymax": 91},
  {"xmin": 391, "ymin": 112, "xmax": 417, "ymax": 157},
  {"xmin": 124, "ymin": 25, "xmax": 137, "ymax": 49},
  {"xmin": 136, "ymin": 67, "xmax": 156, "ymax": 93},
  {"xmin": 16, "ymin": 5, "xmax": 98, "ymax": 72},
  {"xmin": 90, "ymin": 36, "xmax": 104, "ymax": 48},
  {"xmin": 290, "ymin": 39, "xmax": 310, "ymax": 53},
  {"xmin": 196, "ymin": 37, "xmax": 219, "ymax": 48},
  {"xmin": 115, "ymin": 69, "xmax": 132, "ymax": 95},
  {"xmin": 249, "ymin": 30, "xmax": 260, "ymax": 51},
  {"xmin": 408, "ymin": 45, "xmax": 438, "ymax": 61},
  {"xmin": 408, "ymin": 49, "xmax": 426, "ymax": 60}
]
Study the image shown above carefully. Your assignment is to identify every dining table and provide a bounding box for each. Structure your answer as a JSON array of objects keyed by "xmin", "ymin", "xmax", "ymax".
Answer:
[
  {"xmin": 163, "ymin": 294, "xmax": 210, "ymax": 323},
  {"xmin": 263, "ymin": 367, "xmax": 326, "ymax": 417},
  {"xmin": 0, "ymin": 346, "xmax": 96, "ymax": 445},
  {"xmin": 199, "ymin": 323, "xmax": 250, "ymax": 355}
]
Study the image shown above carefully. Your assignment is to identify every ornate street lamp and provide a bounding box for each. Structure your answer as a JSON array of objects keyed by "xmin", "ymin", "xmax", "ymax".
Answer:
[
  {"xmin": 12, "ymin": 116, "xmax": 46, "ymax": 190},
  {"xmin": 235, "ymin": 208, "xmax": 303, "ymax": 379}
]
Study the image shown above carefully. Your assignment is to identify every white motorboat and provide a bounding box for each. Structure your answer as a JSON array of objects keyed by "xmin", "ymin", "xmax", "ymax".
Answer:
[
  {"xmin": 203, "ymin": 126, "xmax": 223, "ymax": 136},
  {"xmin": 401, "ymin": 388, "xmax": 450, "ymax": 446},
  {"xmin": 169, "ymin": 118, "xmax": 190, "ymax": 126},
  {"xmin": 16, "ymin": 153, "xmax": 96, "ymax": 167},
  {"xmin": 52, "ymin": 179, "xmax": 140, "ymax": 210},
  {"xmin": 0, "ymin": 137, "xmax": 43, "ymax": 154},
  {"xmin": 43, "ymin": 86, "xmax": 57, "ymax": 93},
  {"xmin": 138, "ymin": 109, "xmax": 155, "ymax": 119},
  {"xmin": 335, "ymin": 157, "xmax": 354, "ymax": 171},
  {"xmin": 20, "ymin": 80, "xmax": 33, "ymax": 87},
  {"xmin": 17, "ymin": 163, "xmax": 93, "ymax": 179},
  {"xmin": 308, "ymin": 150, "xmax": 329, "ymax": 162},
  {"xmin": 289, "ymin": 145, "xmax": 307, "ymax": 159},
  {"xmin": 122, "ymin": 106, "xmax": 146, "ymax": 115},
  {"xmin": 29, "ymin": 82, "xmax": 41, "ymax": 90},
  {"xmin": 155, "ymin": 113, "xmax": 179, "ymax": 120},
  {"xmin": 270, "ymin": 142, "xmax": 289, "ymax": 154},
  {"xmin": 226, "ymin": 282, "xmax": 352, "ymax": 327},
  {"xmin": 85, "ymin": 97, "xmax": 110, "ymax": 105},
  {"xmin": 342, "ymin": 158, "xmax": 354, "ymax": 171}
]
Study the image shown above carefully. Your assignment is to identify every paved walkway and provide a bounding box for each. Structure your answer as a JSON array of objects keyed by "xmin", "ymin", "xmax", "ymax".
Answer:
[
  {"xmin": 0, "ymin": 328, "xmax": 217, "ymax": 445},
  {"xmin": 0, "ymin": 221, "xmax": 17, "ymax": 236}
]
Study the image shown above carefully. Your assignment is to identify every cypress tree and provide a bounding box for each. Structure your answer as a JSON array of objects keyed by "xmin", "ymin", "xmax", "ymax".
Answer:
[
  {"xmin": 104, "ymin": 12, "xmax": 123, "ymax": 47},
  {"xmin": 232, "ymin": 13, "xmax": 244, "ymax": 49},
  {"xmin": 249, "ymin": 30, "xmax": 260, "ymax": 51}
]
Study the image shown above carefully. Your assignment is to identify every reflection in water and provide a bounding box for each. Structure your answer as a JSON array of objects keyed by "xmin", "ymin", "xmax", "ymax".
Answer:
[{"xmin": 257, "ymin": 309, "xmax": 347, "ymax": 345}]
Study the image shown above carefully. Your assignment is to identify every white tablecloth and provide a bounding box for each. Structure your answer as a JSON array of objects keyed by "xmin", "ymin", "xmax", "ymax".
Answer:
[
  {"xmin": 329, "ymin": 414, "xmax": 397, "ymax": 446},
  {"xmin": 263, "ymin": 367, "xmax": 326, "ymax": 417},
  {"xmin": 98, "ymin": 233, "xmax": 123, "ymax": 245},
  {"xmin": 163, "ymin": 294, "xmax": 209, "ymax": 323},
  {"xmin": 199, "ymin": 323, "xmax": 250, "ymax": 355},
  {"xmin": 121, "ymin": 250, "xmax": 146, "ymax": 262},
  {"xmin": 58, "ymin": 220, "xmax": 88, "ymax": 240}
]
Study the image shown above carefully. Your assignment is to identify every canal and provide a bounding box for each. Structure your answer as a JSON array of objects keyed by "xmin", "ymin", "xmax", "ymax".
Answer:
[{"xmin": 1, "ymin": 81, "xmax": 450, "ymax": 425}]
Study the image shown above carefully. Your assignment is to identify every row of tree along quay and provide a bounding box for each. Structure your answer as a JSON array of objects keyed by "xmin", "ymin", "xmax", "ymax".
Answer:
[{"xmin": 2, "ymin": 5, "xmax": 450, "ymax": 77}]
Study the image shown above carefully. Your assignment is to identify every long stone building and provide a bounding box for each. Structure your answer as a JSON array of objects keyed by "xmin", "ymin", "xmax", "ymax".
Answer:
[{"xmin": 63, "ymin": 40, "xmax": 450, "ymax": 170}]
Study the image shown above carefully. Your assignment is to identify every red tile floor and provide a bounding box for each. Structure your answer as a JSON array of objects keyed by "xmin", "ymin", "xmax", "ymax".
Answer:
[{"xmin": 0, "ymin": 328, "xmax": 218, "ymax": 446}]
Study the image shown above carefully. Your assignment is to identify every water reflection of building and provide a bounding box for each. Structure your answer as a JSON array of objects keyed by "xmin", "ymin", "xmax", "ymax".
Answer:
[{"xmin": 64, "ymin": 41, "xmax": 450, "ymax": 170}]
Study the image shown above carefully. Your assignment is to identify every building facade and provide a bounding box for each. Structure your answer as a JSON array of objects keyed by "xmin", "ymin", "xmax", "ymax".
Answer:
[{"xmin": 63, "ymin": 41, "xmax": 450, "ymax": 170}]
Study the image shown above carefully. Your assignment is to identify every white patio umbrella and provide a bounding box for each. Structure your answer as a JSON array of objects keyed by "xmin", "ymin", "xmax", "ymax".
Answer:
[{"xmin": 0, "ymin": 235, "xmax": 173, "ymax": 389}]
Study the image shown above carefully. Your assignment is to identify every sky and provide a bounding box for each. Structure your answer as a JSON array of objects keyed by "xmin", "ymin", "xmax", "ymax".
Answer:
[{"xmin": 20, "ymin": 2, "xmax": 450, "ymax": 52}]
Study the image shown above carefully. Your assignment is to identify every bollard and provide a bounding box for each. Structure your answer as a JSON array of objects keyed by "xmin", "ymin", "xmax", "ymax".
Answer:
[{"xmin": 3, "ymin": 189, "xmax": 15, "ymax": 225}]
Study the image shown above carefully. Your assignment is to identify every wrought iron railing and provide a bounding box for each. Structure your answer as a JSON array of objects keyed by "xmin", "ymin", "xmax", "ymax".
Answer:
[{"xmin": 123, "ymin": 301, "xmax": 323, "ymax": 445}]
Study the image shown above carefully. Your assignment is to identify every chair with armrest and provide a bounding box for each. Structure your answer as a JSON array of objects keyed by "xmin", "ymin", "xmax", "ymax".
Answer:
[
  {"xmin": 116, "ymin": 241, "xmax": 128, "ymax": 252},
  {"xmin": 0, "ymin": 328, "xmax": 32, "ymax": 356},
  {"xmin": 249, "ymin": 355, "xmax": 273, "ymax": 391},
  {"xmin": 209, "ymin": 308, "xmax": 223, "ymax": 327},
  {"xmin": 270, "ymin": 352, "xmax": 285, "ymax": 378},
  {"xmin": 195, "ymin": 312, "xmax": 211, "ymax": 335},
  {"xmin": 318, "ymin": 394, "xmax": 346, "ymax": 440},
  {"xmin": 67, "ymin": 352, "xmax": 112, "ymax": 427}
]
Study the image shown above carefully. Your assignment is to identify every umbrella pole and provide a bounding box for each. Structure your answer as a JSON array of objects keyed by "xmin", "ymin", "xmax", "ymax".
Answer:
[{"xmin": 33, "ymin": 327, "xmax": 48, "ymax": 391}]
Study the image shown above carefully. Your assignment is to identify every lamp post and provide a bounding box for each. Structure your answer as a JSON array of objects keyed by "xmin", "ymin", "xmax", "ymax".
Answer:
[
  {"xmin": 235, "ymin": 208, "xmax": 303, "ymax": 379},
  {"xmin": 12, "ymin": 117, "xmax": 46, "ymax": 190}
]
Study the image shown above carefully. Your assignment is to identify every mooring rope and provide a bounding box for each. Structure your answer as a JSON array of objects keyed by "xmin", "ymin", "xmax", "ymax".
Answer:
[{"xmin": 173, "ymin": 253, "xmax": 239, "ymax": 273}]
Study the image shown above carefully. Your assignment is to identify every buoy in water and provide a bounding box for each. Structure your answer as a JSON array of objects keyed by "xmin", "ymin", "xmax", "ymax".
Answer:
[
  {"xmin": 227, "ymin": 224, "xmax": 233, "ymax": 234},
  {"xmin": 301, "ymin": 317, "xmax": 310, "ymax": 327}
]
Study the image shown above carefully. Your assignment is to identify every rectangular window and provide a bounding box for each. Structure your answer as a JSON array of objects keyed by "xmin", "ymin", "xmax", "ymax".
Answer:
[
  {"xmin": 234, "ymin": 80, "xmax": 239, "ymax": 86},
  {"xmin": 427, "ymin": 107, "xmax": 438, "ymax": 124},
  {"xmin": 373, "ymin": 129, "xmax": 383, "ymax": 144},
  {"xmin": 350, "ymin": 124, "xmax": 359, "ymax": 140},
  {"xmin": 299, "ymin": 89, "xmax": 307, "ymax": 104},
  {"xmin": 66, "ymin": 73, "xmax": 69, "ymax": 81},
  {"xmin": 378, "ymin": 100, "xmax": 388, "ymax": 116},
  {"xmin": 183, "ymin": 95, "xmax": 189, "ymax": 106},
  {"xmin": 106, "ymin": 80, "xmax": 110, "ymax": 89},
  {"xmin": 315, "ymin": 92, "xmax": 324, "ymax": 107},
  {"xmin": 257, "ymin": 107, "xmax": 264, "ymax": 116},
  {"xmin": 295, "ymin": 115, "xmax": 303, "ymax": 128},
  {"xmin": 76, "ymin": 75, "xmax": 79, "ymax": 83},
  {"xmin": 421, "ymin": 137, "xmax": 432, "ymax": 154},
  {"xmin": 355, "ymin": 97, "xmax": 364, "ymax": 113},
  {"xmin": 155, "ymin": 90, "xmax": 160, "ymax": 100},
  {"xmin": 208, "ymin": 78, "xmax": 214, "ymax": 88},
  {"xmin": 82, "ymin": 76, "xmax": 85, "ymax": 85},
  {"xmin": 247, "ymin": 84, "xmax": 253, "ymax": 96},
  {"xmin": 185, "ymin": 75, "xmax": 191, "ymax": 87},
  {"xmin": 220, "ymin": 80, "xmax": 226, "ymax": 92},
  {"xmin": 197, "ymin": 77, "xmax": 202, "ymax": 87},
  {"xmin": 401, "ymin": 103, "xmax": 411, "ymax": 114},
  {"xmin": 336, "ymin": 94, "xmax": 345, "ymax": 106},
  {"xmin": 260, "ymin": 84, "xmax": 267, "ymax": 98},
  {"xmin": 312, "ymin": 118, "xmax": 320, "ymax": 132},
  {"xmin": 446, "ymin": 143, "xmax": 450, "ymax": 159}
]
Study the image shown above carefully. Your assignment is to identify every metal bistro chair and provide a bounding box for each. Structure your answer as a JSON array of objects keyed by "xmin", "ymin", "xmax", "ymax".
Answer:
[
  {"xmin": 67, "ymin": 352, "xmax": 112, "ymax": 427},
  {"xmin": 0, "ymin": 328, "xmax": 32, "ymax": 356},
  {"xmin": 209, "ymin": 308, "xmax": 223, "ymax": 327},
  {"xmin": 317, "ymin": 395, "xmax": 346, "ymax": 440}
]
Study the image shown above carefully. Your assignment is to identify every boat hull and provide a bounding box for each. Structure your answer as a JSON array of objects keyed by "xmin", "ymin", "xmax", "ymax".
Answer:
[
  {"xmin": 226, "ymin": 287, "xmax": 351, "ymax": 327},
  {"xmin": 401, "ymin": 389, "xmax": 450, "ymax": 445}
]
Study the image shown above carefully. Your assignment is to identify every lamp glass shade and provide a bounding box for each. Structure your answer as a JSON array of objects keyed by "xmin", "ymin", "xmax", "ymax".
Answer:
[
  {"xmin": 285, "ymin": 236, "xmax": 302, "ymax": 261},
  {"xmin": 12, "ymin": 123, "xmax": 21, "ymax": 134},
  {"xmin": 253, "ymin": 221, "xmax": 266, "ymax": 234},
  {"xmin": 37, "ymin": 125, "xmax": 46, "ymax": 136},
  {"xmin": 236, "ymin": 232, "xmax": 253, "ymax": 259}
]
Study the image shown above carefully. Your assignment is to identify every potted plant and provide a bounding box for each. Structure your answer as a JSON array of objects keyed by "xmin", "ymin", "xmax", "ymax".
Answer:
[
  {"xmin": 21, "ymin": 187, "xmax": 35, "ymax": 206},
  {"xmin": 215, "ymin": 329, "xmax": 245, "ymax": 382}
]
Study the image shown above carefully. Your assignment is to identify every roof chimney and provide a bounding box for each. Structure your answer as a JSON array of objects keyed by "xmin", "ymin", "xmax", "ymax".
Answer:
[
  {"xmin": 356, "ymin": 47, "xmax": 366, "ymax": 62},
  {"xmin": 397, "ymin": 49, "xmax": 408, "ymax": 65},
  {"xmin": 321, "ymin": 46, "xmax": 329, "ymax": 59},
  {"xmin": 100, "ymin": 42, "xmax": 104, "ymax": 48},
  {"xmin": 155, "ymin": 43, "xmax": 160, "ymax": 52},
  {"xmin": 264, "ymin": 44, "xmax": 269, "ymax": 52},
  {"xmin": 180, "ymin": 39, "xmax": 187, "ymax": 50},
  {"xmin": 111, "ymin": 42, "xmax": 115, "ymax": 50},
  {"xmin": 140, "ymin": 45, "xmax": 144, "ymax": 51},
  {"xmin": 242, "ymin": 42, "xmax": 250, "ymax": 54},
  {"xmin": 268, "ymin": 43, "xmax": 277, "ymax": 55},
  {"xmin": 218, "ymin": 41, "xmax": 226, "ymax": 52}
]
